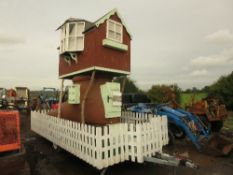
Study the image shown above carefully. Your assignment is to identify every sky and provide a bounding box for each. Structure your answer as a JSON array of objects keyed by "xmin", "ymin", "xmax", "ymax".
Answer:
[{"xmin": 0, "ymin": 0, "xmax": 233, "ymax": 90}]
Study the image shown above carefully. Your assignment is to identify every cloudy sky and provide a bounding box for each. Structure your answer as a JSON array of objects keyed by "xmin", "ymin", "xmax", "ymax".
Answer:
[{"xmin": 0, "ymin": 0, "xmax": 233, "ymax": 90}]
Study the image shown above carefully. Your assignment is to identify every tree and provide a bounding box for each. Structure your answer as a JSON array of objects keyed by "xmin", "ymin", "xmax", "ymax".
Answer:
[
  {"xmin": 113, "ymin": 76, "xmax": 141, "ymax": 94},
  {"xmin": 201, "ymin": 86, "xmax": 210, "ymax": 92},
  {"xmin": 184, "ymin": 88, "xmax": 192, "ymax": 93},
  {"xmin": 208, "ymin": 71, "xmax": 233, "ymax": 110},
  {"xmin": 147, "ymin": 84, "xmax": 181, "ymax": 104}
]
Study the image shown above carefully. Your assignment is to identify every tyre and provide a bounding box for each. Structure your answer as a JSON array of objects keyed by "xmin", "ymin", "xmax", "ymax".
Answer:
[
  {"xmin": 168, "ymin": 129, "xmax": 175, "ymax": 146},
  {"xmin": 169, "ymin": 123, "xmax": 186, "ymax": 139},
  {"xmin": 211, "ymin": 121, "xmax": 223, "ymax": 132}
]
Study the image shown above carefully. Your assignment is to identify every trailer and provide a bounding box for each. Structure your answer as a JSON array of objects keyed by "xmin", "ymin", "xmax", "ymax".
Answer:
[
  {"xmin": 31, "ymin": 9, "xmax": 198, "ymax": 173},
  {"xmin": 0, "ymin": 110, "xmax": 21, "ymax": 153},
  {"xmin": 32, "ymin": 111, "xmax": 167, "ymax": 168}
]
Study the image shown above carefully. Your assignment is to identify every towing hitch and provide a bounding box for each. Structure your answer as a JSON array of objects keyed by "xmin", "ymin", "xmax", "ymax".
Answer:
[{"xmin": 144, "ymin": 153, "xmax": 198, "ymax": 169}]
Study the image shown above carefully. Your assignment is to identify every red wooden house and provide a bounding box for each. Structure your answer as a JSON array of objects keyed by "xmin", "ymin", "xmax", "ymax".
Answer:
[
  {"xmin": 49, "ymin": 9, "xmax": 132, "ymax": 125},
  {"xmin": 57, "ymin": 8, "xmax": 132, "ymax": 79},
  {"xmin": 31, "ymin": 9, "xmax": 171, "ymax": 170}
]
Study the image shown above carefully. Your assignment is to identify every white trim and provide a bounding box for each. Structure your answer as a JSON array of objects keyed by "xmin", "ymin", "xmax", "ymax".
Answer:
[
  {"xmin": 59, "ymin": 66, "xmax": 130, "ymax": 79},
  {"xmin": 95, "ymin": 8, "xmax": 132, "ymax": 39},
  {"xmin": 60, "ymin": 21, "xmax": 85, "ymax": 53}
]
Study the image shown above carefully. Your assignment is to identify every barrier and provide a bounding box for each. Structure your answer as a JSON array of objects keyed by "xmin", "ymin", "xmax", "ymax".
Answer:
[{"xmin": 31, "ymin": 111, "xmax": 168, "ymax": 169}]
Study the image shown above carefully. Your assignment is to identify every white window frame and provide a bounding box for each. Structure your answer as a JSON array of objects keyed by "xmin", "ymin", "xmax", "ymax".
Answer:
[
  {"xmin": 106, "ymin": 19, "xmax": 123, "ymax": 43},
  {"xmin": 60, "ymin": 21, "xmax": 85, "ymax": 53}
]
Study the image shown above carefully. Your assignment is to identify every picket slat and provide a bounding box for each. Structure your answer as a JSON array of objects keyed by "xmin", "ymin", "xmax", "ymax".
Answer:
[{"xmin": 31, "ymin": 111, "xmax": 168, "ymax": 170}]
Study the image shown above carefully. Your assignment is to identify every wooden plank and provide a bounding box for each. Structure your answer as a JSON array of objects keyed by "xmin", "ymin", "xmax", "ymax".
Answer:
[{"xmin": 31, "ymin": 111, "xmax": 169, "ymax": 169}]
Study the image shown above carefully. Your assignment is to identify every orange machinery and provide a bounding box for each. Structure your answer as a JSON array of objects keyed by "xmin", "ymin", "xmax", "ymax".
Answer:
[
  {"xmin": 186, "ymin": 98, "xmax": 228, "ymax": 132},
  {"xmin": 0, "ymin": 110, "xmax": 21, "ymax": 152}
]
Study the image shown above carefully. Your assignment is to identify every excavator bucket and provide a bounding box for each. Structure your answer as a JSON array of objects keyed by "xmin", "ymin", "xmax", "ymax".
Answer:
[{"xmin": 204, "ymin": 133, "xmax": 233, "ymax": 156}]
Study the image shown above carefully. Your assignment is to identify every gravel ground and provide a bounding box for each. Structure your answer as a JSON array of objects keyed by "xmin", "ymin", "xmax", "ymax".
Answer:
[{"xmin": 0, "ymin": 112, "xmax": 232, "ymax": 175}]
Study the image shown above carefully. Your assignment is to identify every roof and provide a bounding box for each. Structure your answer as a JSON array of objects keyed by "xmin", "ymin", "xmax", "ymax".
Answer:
[
  {"xmin": 56, "ymin": 18, "xmax": 94, "ymax": 31},
  {"xmin": 57, "ymin": 9, "xmax": 132, "ymax": 39},
  {"xmin": 84, "ymin": 8, "xmax": 132, "ymax": 39}
]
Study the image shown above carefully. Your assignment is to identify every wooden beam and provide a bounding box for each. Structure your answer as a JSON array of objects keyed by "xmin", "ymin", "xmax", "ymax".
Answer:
[{"xmin": 58, "ymin": 79, "xmax": 64, "ymax": 118}]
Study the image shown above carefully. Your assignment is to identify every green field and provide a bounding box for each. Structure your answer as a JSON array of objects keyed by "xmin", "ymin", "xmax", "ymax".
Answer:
[
  {"xmin": 180, "ymin": 92, "xmax": 207, "ymax": 108},
  {"xmin": 224, "ymin": 112, "xmax": 233, "ymax": 130}
]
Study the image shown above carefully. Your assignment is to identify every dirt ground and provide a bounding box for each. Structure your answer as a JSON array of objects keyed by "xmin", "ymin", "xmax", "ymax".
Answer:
[{"xmin": 0, "ymin": 112, "xmax": 233, "ymax": 175}]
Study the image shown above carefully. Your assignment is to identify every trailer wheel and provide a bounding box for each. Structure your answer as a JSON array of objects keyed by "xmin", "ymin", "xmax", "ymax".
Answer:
[
  {"xmin": 174, "ymin": 128, "xmax": 185, "ymax": 139},
  {"xmin": 169, "ymin": 123, "xmax": 186, "ymax": 139},
  {"xmin": 52, "ymin": 143, "xmax": 62, "ymax": 152},
  {"xmin": 211, "ymin": 121, "xmax": 223, "ymax": 132},
  {"xmin": 168, "ymin": 129, "xmax": 175, "ymax": 146}
]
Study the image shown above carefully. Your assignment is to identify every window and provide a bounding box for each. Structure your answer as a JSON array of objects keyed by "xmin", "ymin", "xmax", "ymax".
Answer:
[
  {"xmin": 107, "ymin": 19, "xmax": 123, "ymax": 43},
  {"xmin": 60, "ymin": 22, "xmax": 85, "ymax": 53}
]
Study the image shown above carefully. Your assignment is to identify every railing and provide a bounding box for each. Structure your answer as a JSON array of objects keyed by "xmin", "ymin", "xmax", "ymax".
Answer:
[{"xmin": 31, "ymin": 111, "xmax": 168, "ymax": 169}]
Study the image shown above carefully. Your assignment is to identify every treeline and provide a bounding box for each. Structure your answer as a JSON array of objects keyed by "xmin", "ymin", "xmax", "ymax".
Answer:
[
  {"xmin": 208, "ymin": 71, "xmax": 233, "ymax": 110},
  {"xmin": 115, "ymin": 71, "xmax": 233, "ymax": 110}
]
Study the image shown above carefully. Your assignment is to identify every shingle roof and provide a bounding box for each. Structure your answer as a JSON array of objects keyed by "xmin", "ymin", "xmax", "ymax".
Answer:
[{"xmin": 56, "ymin": 18, "xmax": 94, "ymax": 31}]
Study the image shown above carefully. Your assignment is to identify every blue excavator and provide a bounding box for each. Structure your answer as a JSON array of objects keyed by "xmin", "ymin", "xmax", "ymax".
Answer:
[
  {"xmin": 155, "ymin": 105, "xmax": 210, "ymax": 149},
  {"xmin": 127, "ymin": 103, "xmax": 210, "ymax": 150},
  {"xmin": 127, "ymin": 103, "xmax": 233, "ymax": 156}
]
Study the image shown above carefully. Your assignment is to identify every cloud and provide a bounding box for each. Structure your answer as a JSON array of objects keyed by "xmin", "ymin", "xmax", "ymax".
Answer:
[
  {"xmin": 191, "ymin": 55, "xmax": 226, "ymax": 67},
  {"xmin": 205, "ymin": 29, "xmax": 233, "ymax": 44},
  {"xmin": 0, "ymin": 33, "xmax": 26, "ymax": 45},
  {"xmin": 191, "ymin": 48, "xmax": 233, "ymax": 67},
  {"xmin": 190, "ymin": 69, "xmax": 208, "ymax": 76}
]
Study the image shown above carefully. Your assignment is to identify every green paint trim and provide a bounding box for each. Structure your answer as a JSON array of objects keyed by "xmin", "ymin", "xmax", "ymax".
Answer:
[
  {"xmin": 59, "ymin": 66, "xmax": 130, "ymax": 79},
  {"xmin": 100, "ymin": 82, "xmax": 121, "ymax": 118},
  {"xmin": 95, "ymin": 8, "xmax": 132, "ymax": 39},
  {"xmin": 102, "ymin": 39, "xmax": 128, "ymax": 51},
  {"xmin": 68, "ymin": 85, "xmax": 80, "ymax": 104}
]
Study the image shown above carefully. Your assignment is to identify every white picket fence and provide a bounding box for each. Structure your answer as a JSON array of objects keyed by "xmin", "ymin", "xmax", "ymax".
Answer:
[{"xmin": 31, "ymin": 111, "xmax": 168, "ymax": 169}]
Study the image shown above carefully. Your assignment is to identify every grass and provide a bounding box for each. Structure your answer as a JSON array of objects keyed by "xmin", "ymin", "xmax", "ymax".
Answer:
[
  {"xmin": 224, "ymin": 111, "xmax": 233, "ymax": 130},
  {"xmin": 180, "ymin": 92, "xmax": 207, "ymax": 108}
]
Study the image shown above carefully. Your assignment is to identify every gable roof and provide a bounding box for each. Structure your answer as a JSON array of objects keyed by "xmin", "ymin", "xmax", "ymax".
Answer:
[
  {"xmin": 57, "ymin": 9, "xmax": 132, "ymax": 39},
  {"xmin": 84, "ymin": 8, "xmax": 132, "ymax": 39}
]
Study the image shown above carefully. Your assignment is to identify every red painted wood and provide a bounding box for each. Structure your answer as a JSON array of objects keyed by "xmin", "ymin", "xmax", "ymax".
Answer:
[
  {"xmin": 59, "ymin": 14, "xmax": 131, "ymax": 78},
  {"xmin": 0, "ymin": 111, "xmax": 21, "ymax": 152},
  {"xmin": 48, "ymin": 74, "xmax": 120, "ymax": 125}
]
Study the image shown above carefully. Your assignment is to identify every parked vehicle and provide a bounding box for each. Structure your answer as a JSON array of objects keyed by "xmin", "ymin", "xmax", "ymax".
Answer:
[
  {"xmin": 155, "ymin": 105, "xmax": 210, "ymax": 149},
  {"xmin": 0, "ymin": 88, "xmax": 7, "ymax": 109},
  {"xmin": 0, "ymin": 88, "xmax": 16, "ymax": 110},
  {"xmin": 127, "ymin": 103, "xmax": 210, "ymax": 149},
  {"xmin": 186, "ymin": 97, "xmax": 228, "ymax": 132},
  {"xmin": 15, "ymin": 87, "xmax": 30, "ymax": 112},
  {"xmin": 32, "ymin": 87, "xmax": 58, "ymax": 111},
  {"xmin": 126, "ymin": 103, "xmax": 233, "ymax": 156}
]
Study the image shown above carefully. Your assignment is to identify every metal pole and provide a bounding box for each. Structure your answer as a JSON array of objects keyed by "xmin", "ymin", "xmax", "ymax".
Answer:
[{"xmin": 100, "ymin": 168, "xmax": 108, "ymax": 175}]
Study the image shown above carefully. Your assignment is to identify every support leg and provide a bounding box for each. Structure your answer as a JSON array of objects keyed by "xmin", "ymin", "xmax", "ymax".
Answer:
[
  {"xmin": 100, "ymin": 168, "xmax": 108, "ymax": 175},
  {"xmin": 58, "ymin": 79, "xmax": 64, "ymax": 118}
]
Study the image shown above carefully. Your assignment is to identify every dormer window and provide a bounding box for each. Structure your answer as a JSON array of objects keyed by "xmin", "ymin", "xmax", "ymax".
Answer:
[
  {"xmin": 106, "ymin": 19, "xmax": 123, "ymax": 43},
  {"xmin": 60, "ymin": 21, "xmax": 85, "ymax": 53}
]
